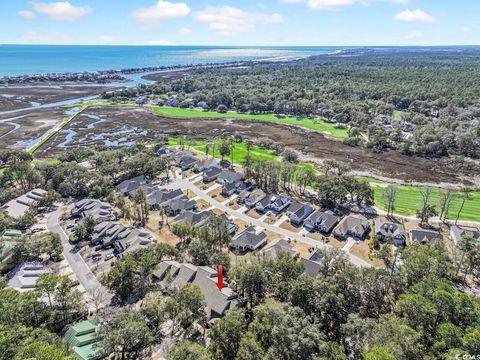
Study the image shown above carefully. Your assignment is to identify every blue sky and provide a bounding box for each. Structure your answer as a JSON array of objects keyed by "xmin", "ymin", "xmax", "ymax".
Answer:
[{"xmin": 1, "ymin": 0, "xmax": 478, "ymax": 46}]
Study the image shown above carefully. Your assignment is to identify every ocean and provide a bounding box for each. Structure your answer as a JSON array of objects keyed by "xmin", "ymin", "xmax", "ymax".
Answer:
[{"xmin": 0, "ymin": 45, "xmax": 344, "ymax": 77}]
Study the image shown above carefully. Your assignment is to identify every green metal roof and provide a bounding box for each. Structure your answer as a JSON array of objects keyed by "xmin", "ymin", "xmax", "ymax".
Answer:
[{"xmin": 73, "ymin": 343, "xmax": 104, "ymax": 360}]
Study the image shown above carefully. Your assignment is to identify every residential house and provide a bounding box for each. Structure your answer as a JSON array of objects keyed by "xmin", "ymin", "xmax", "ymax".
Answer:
[
  {"xmin": 90, "ymin": 222, "xmax": 153, "ymax": 253},
  {"xmin": 301, "ymin": 250, "xmax": 326, "ymax": 277},
  {"xmin": 203, "ymin": 167, "xmax": 222, "ymax": 182},
  {"xmin": 375, "ymin": 220, "xmax": 406, "ymax": 247},
  {"xmin": 260, "ymin": 238, "xmax": 298, "ymax": 260},
  {"xmin": 7, "ymin": 262, "xmax": 51, "ymax": 292},
  {"xmin": 450, "ymin": 225, "xmax": 480, "ymax": 245},
  {"xmin": 229, "ymin": 226, "xmax": 267, "ymax": 253},
  {"xmin": 176, "ymin": 154, "xmax": 199, "ymax": 171},
  {"xmin": 128, "ymin": 184, "xmax": 156, "ymax": 198},
  {"xmin": 194, "ymin": 159, "xmax": 219, "ymax": 173},
  {"xmin": 172, "ymin": 210, "xmax": 213, "ymax": 228},
  {"xmin": 166, "ymin": 97, "xmax": 180, "ymax": 107},
  {"xmin": 116, "ymin": 175, "xmax": 147, "ymax": 195},
  {"xmin": 71, "ymin": 199, "xmax": 117, "ymax": 223},
  {"xmin": 146, "ymin": 189, "xmax": 184, "ymax": 210},
  {"xmin": 64, "ymin": 317, "xmax": 105, "ymax": 360},
  {"xmin": 304, "ymin": 210, "xmax": 340, "ymax": 233},
  {"xmin": 2, "ymin": 188, "xmax": 47, "ymax": 219},
  {"xmin": 287, "ymin": 202, "xmax": 314, "ymax": 225},
  {"xmin": 217, "ymin": 170, "xmax": 243, "ymax": 186},
  {"xmin": 2, "ymin": 229, "xmax": 23, "ymax": 241},
  {"xmin": 333, "ymin": 215, "xmax": 370, "ymax": 240},
  {"xmin": 153, "ymin": 261, "xmax": 240, "ymax": 320},
  {"xmin": 236, "ymin": 190, "xmax": 251, "ymax": 205},
  {"xmin": 221, "ymin": 181, "xmax": 252, "ymax": 197},
  {"xmin": 255, "ymin": 193, "xmax": 290, "ymax": 213},
  {"xmin": 244, "ymin": 189, "xmax": 266, "ymax": 208},
  {"xmin": 162, "ymin": 197, "xmax": 197, "ymax": 216},
  {"xmin": 135, "ymin": 96, "xmax": 148, "ymax": 105},
  {"xmin": 114, "ymin": 228, "xmax": 154, "ymax": 254},
  {"xmin": 155, "ymin": 146, "xmax": 172, "ymax": 158},
  {"xmin": 410, "ymin": 229, "xmax": 442, "ymax": 245}
]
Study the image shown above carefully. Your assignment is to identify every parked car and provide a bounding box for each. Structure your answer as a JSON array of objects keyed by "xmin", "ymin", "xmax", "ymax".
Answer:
[
  {"xmin": 105, "ymin": 254, "xmax": 114, "ymax": 261},
  {"xmin": 94, "ymin": 245, "xmax": 103, "ymax": 251}
]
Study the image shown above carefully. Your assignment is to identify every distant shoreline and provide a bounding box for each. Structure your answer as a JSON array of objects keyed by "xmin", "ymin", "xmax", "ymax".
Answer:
[{"xmin": 0, "ymin": 50, "xmax": 345, "ymax": 86}]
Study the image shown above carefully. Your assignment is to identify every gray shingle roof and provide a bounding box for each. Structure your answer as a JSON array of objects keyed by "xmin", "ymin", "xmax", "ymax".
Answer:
[
  {"xmin": 305, "ymin": 210, "xmax": 339, "ymax": 232},
  {"xmin": 154, "ymin": 261, "xmax": 239, "ymax": 319},
  {"xmin": 410, "ymin": 229, "xmax": 442, "ymax": 244},
  {"xmin": 375, "ymin": 220, "xmax": 405, "ymax": 238},
  {"xmin": 173, "ymin": 210, "xmax": 213, "ymax": 227},
  {"xmin": 230, "ymin": 226, "xmax": 267, "ymax": 251},
  {"xmin": 260, "ymin": 238, "xmax": 297, "ymax": 260},
  {"xmin": 116, "ymin": 175, "xmax": 147, "ymax": 194},
  {"xmin": 2, "ymin": 188, "xmax": 47, "ymax": 219},
  {"xmin": 301, "ymin": 250, "xmax": 325, "ymax": 277},
  {"xmin": 450, "ymin": 225, "xmax": 480, "ymax": 244},
  {"xmin": 333, "ymin": 215, "xmax": 370, "ymax": 239}
]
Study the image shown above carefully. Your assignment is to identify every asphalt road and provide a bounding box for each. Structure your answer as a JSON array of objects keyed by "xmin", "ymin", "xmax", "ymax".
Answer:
[
  {"xmin": 47, "ymin": 207, "xmax": 112, "ymax": 307},
  {"xmin": 166, "ymin": 179, "xmax": 372, "ymax": 268}
]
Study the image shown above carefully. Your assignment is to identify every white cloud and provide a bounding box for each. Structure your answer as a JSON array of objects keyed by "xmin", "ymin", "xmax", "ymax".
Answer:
[
  {"xmin": 405, "ymin": 31, "xmax": 423, "ymax": 39},
  {"xmin": 18, "ymin": 10, "xmax": 36, "ymax": 20},
  {"xmin": 460, "ymin": 26, "xmax": 471, "ymax": 33},
  {"xmin": 280, "ymin": 0, "xmax": 409, "ymax": 8},
  {"xmin": 97, "ymin": 35, "xmax": 117, "ymax": 45},
  {"xmin": 307, "ymin": 0, "xmax": 355, "ymax": 10},
  {"xmin": 132, "ymin": 1, "xmax": 190, "ymax": 27},
  {"xmin": 193, "ymin": 6, "xmax": 284, "ymax": 36},
  {"xmin": 178, "ymin": 27, "xmax": 193, "ymax": 36},
  {"xmin": 394, "ymin": 9, "xmax": 435, "ymax": 23},
  {"xmin": 147, "ymin": 40, "xmax": 175, "ymax": 45},
  {"xmin": 30, "ymin": 1, "xmax": 92, "ymax": 21},
  {"xmin": 22, "ymin": 31, "xmax": 74, "ymax": 44}
]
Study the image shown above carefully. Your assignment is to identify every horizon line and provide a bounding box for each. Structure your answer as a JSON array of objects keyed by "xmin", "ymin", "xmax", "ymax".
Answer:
[{"xmin": 2, "ymin": 44, "xmax": 480, "ymax": 47}]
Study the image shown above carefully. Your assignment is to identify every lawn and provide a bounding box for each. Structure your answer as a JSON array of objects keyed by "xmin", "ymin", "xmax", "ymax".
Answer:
[
  {"xmin": 168, "ymin": 138, "xmax": 315, "ymax": 173},
  {"xmin": 153, "ymin": 106, "xmax": 349, "ymax": 140},
  {"xmin": 372, "ymin": 184, "xmax": 480, "ymax": 222}
]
